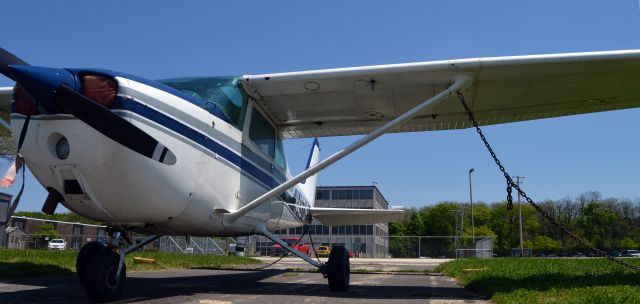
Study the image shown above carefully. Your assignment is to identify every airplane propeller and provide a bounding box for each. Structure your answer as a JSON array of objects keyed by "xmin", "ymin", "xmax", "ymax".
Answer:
[{"xmin": 0, "ymin": 47, "xmax": 28, "ymax": 81}]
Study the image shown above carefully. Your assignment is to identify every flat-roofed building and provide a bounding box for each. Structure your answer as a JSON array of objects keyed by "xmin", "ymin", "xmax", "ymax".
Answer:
[{"xmin": 256, "ymin": 185, "xmax": 390, "ymax": 258}]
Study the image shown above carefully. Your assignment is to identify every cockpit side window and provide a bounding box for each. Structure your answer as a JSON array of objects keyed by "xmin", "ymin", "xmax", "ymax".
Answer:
[
  {"xmin": 249, "ymin": 108, "xmax": 276, "ymax": 158},
  {"xmin": 274, "ymin": 138, "xmax": 287, "ymax": 169},
  {"xmin": 158, "ymin": 77, "xmax": 248, "ymax": 130}
]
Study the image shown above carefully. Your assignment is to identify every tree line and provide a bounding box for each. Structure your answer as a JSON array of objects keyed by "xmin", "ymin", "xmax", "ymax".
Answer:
[{"xmin": 389, "ymin": 191, "xmax": 640, "ymax": 257}]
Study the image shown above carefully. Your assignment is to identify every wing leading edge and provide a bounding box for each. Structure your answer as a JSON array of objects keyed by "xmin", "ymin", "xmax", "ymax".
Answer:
[{"xmin": 242, "ymin": 50, "xmax": 640, "ymax": 139}]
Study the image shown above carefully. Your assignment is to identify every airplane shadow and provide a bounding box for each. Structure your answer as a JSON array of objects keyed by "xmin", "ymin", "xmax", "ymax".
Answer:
[
  {"xmin": 0, "ymin": 268, "xmax": 484, "ymax": 303},
  {"xmin": 0, "ymin": 261, "xmax": 73, "ymax": 279}
]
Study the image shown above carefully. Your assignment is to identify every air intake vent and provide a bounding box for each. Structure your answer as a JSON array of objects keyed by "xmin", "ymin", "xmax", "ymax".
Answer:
[{"xmin": 64, "ymin": 179, "xmax": 84, "ymax": 194}]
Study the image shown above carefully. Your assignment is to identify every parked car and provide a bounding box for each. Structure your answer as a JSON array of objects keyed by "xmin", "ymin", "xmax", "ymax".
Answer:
[
  {"xmin": 47, "ymin": 239, "xmax": 66, "ymax": 250},
  {"xmin": 316, "ymin": 246, "xmax": 331, "ymax": 257},
  {"xmin": 271, "ymin": 237, "xmax": 311, "ymax": 256},
  {"xmin": 623, "ymin": 250, "xmax": 640, "ymax": 257}
]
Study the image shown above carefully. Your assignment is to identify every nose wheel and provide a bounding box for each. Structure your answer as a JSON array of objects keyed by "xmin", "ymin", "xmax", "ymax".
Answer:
[
  {"xmin": 82, "ymin": 247, "xmax": 127, "ymax": 302},
  {"xmin": 76, "ymin": 241, "xmax": 106, "ymax": 281},
  {"xmin": 76, "ymin": 227, "xmax": 161, "ymax": 302}
]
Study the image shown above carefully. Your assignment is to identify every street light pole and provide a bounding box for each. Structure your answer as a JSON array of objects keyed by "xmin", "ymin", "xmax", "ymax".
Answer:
[{"xmin": 468, "ymin": 168, "xmax": 475, "ymax": 243}]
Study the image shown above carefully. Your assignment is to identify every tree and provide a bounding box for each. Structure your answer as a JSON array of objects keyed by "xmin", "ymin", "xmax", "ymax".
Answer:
[
  {"xmin": 388, "ymin": 222, "xmax": 410, "ymax": 257},
  {"xmin": 34, "ymin": 223, "xmax": 61, "ymax": 239},
  {"xmin": 469, "ymin": 225, "xmax": 497, "ymax": 240},
  {"xmin": 620, "ymin": 237, "xmax": 638, "ymax": 250},
  {"xmin": 576, "ymin": 202, "xmax": 618, "ymax": 249},
  {"xmin": 33, "ymin": 223, "xmax": 61, "ymax": 250},
  {"xmin": 406, "ymin": 212, "xmax": 425, "ymax": 236},
  {"xmin": 534, "ymin": 235, "xmax": 562, "ymax": 254}
]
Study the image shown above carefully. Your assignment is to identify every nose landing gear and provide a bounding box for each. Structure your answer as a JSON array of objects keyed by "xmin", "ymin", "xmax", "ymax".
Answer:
[{"xmin": 76, "ymin": 227, "xmax": 160, "ymax": 302}]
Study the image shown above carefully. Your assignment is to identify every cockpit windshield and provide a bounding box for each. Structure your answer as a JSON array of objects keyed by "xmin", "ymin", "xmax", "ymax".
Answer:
[{"xmin": 158, "ymin": 76, "xmax": 248, "ymax": 129}]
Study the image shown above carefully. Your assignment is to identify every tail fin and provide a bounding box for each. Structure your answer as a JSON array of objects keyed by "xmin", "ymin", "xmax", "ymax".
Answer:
[{"xmin": 299, "ymin": 138, "xmax": 320, "ymax": 206}]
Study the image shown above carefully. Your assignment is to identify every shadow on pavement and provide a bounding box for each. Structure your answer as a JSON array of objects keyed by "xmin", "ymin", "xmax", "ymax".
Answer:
[{"xmin": 1, "ymin": 268, "xmax": 486, "ymax": 303}]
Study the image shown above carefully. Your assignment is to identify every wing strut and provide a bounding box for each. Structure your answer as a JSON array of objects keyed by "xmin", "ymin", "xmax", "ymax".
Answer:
[{"xmin": 222, "ymin": 74, "xmax": 475, "ymax": 226}]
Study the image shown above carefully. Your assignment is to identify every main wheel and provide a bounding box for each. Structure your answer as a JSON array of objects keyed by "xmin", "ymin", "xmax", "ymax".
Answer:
[
  {"xmin": 83, "ymin": 248, "xmax": 126, "ymax": 303},
  {"xmin": 76, "ymin": 241, "xmax": 105, "ymax": 281},
  {"xmin": 326, "ymin": 246, "xmax": 350, "ymax": 292}
]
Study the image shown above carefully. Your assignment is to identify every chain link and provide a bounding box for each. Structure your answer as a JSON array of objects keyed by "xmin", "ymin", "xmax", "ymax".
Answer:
[{"xmin": 456, "ymin": 91, "xmax": 640, "ymax": 271}]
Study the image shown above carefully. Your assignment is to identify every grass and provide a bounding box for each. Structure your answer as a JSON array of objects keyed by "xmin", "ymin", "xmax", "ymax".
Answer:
[
  {"xmin": 0, "ymin": 249, "xmax": 260, "ymax": 279},
  {"xmin": 437, "ymin": 258, "xmax": 640, "ymax": 304}
]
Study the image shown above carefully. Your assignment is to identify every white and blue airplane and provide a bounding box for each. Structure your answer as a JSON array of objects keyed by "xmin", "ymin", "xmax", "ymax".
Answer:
[{"xmin": 2, "ymin": 48, "xmax": 640, "ymax": 302}]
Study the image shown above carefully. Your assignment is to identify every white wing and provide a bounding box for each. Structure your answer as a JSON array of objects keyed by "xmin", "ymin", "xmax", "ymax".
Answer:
[
  {"xmin": 242, "ymin": 50, "xmax": 640, "ymax": 139},
  {"xmin": 309, "ymin": 207, "xmax": 404, "ymax": 226}
]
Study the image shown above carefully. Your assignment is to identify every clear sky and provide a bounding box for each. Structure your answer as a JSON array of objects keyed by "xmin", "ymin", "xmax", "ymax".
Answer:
[{"xmin": 1, "ymin": 1, "xmax": 640, "ymax": 212}]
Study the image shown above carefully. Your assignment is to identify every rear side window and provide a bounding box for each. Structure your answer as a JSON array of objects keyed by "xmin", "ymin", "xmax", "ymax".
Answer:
[{"xmin": 249, "ymin": 109, "xmax": 276, "ymax": 158}]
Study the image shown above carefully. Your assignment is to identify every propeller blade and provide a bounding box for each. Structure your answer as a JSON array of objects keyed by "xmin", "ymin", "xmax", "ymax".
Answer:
[
  {"xmin": 56, "ymin": 84, "xmax": 176, "ymax": 165},
  {"xmin": 0, "ymin": 48, "xmax": 29, "ymax": 80}
]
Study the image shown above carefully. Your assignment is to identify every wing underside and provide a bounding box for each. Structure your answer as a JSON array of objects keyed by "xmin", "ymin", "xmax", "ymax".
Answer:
[
  {"xmin": 241, "ymin": 50, "xmax": 640, "ymax": 139},
  {"xmin": 309, "ymin": 207, "xmax": 404, "ymax": 226}
]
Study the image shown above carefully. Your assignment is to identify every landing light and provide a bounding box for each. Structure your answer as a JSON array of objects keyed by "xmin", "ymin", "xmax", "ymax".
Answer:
[{"xmin": 55, "ymin": 137, "xmax": 70, "ymax": 159}]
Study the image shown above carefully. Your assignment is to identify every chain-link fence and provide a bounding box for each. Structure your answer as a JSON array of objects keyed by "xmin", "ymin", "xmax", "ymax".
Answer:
[
  {"xmin": 249, "ymin": 235, "xmax": 492, "ymax": 258},
  {"xmin": 5, "ymin": 233, "xmax": 492, "ymax": 259},
  {"xmin": 5, "ymin": 234, "xmax": 233, "ymax": 255}
]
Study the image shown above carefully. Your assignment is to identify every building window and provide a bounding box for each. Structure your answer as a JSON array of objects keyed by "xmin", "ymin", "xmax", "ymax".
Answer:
[
  {"xmin": 72, "ymin": 225, "xmax": 84, "ymax": 250},
  {"xmin": 346, "ymin": 225, "xmax": 352, "ymax": 234},
  {"xmin": 97, "ymin": 227, "xmax": 106, "ymax": 242},
  {"xmin": 367, "ymin": 225, "xmax": 373, "ymax": 235},
  {"xmin": 338, "ymin": 226, "xmax": 345, "ymax": 235},
  {"xmin": 12, "ymin": 219, "xmax": 26, "ymax": 231},
  {"xmin": 316, "ymin": 190, "xmax": 331, "ymax": 200},
  {"xmin": 323, "ymin": 226, "xmax": 329, "ymax": 235},
  {"xmin": 332, "ymin": 190, "xmax": 339, "ymax": 200}
]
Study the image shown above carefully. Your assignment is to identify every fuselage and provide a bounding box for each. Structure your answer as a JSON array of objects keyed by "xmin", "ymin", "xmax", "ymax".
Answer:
[{"xmin": 11, "ymin": 68, "xmax": 314, "ymax": 236}]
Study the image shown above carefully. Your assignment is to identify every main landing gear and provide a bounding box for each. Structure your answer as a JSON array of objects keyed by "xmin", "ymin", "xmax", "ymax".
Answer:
[
  {"xmin": 259, "ymin": 226, "xmax": 350, "ymax": 292},
  {"xmin": 76, "ymin": 227, "xmax": 160, "ymax": 302}
]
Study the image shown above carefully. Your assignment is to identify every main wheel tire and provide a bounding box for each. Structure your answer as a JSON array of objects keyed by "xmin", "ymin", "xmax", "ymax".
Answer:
[
  {"xmin": 76, "ymin": 241, "xmax": 105, "ymax": 281},
  {"xmin": 327, "ymin": 246, "xmax": 350, "ymax": 292},
  {"xmin": 83, "ymin": 248, "xmax": 126, "ymax": 303}
]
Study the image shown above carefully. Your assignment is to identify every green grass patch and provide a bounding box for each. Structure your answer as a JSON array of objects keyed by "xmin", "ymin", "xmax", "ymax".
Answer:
[
  {"xmin": 0, "ymin": 249, "xmax": 260, "ymax": 279},
  {"xmin": 437, "ymin": 258, "xmax": 640, "ymax": 304}
]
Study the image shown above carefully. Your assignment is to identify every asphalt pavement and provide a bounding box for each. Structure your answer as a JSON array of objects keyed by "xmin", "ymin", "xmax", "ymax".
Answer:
[{"xmin": 0, "ymin": 259, "xmax": 489, "ymax": 304}]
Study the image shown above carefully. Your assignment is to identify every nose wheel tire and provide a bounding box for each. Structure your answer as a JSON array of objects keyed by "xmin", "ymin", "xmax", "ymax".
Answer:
[
  {"xmin": 76, "ymin": 241, "xmax": 106, "ymax": 281},
  {"xmin": 326, "ymin": 246, "xmax": 350, "ymax": 292},
  {"xmin": 82, "ymin": 248, "xmax": 126, "ymax": 303}
]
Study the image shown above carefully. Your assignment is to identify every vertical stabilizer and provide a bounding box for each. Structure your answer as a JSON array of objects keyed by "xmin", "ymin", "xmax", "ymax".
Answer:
[{"xmin": 300, "ymin": 138, "xmax": 320, "ymax": 206}]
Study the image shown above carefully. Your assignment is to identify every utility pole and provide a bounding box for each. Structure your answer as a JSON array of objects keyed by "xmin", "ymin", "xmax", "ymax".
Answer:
[
  {"xmin": 515, "ymin": 175, "xmax": 525, "ymax": 257},
  {"xmin": 468, "ymin": 168, "xmax": 475, "ymax": 243}
]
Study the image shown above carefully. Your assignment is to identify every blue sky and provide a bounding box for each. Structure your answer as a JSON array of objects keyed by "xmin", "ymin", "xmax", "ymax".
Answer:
[{"xmin": 2, "ymin": 1, "xmax": 640, "ymax": 211}]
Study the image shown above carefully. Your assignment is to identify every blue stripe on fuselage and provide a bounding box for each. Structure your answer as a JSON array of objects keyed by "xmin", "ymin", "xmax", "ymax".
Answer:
[{"xmin": 111, "ymin": 97, "xmax": 287, "ymax": 191}]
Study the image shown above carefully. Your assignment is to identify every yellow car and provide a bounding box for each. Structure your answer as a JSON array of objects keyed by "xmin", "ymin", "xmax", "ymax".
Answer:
[{"xmin": 316, "ymin": 246, "xmax": 331, "ymax": 257}]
